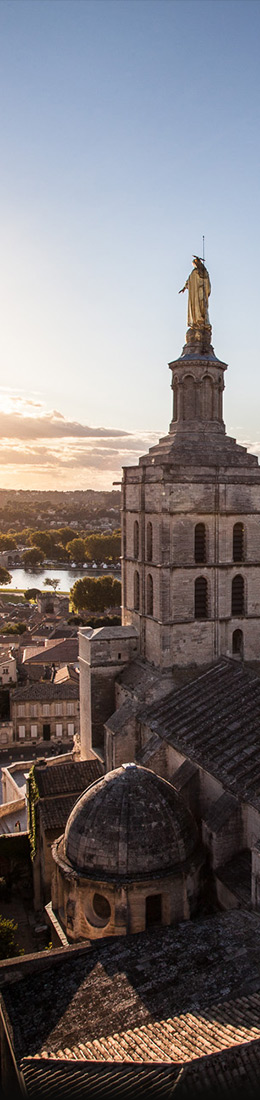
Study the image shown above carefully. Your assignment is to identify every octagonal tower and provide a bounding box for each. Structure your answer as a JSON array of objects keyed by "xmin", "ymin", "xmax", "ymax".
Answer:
[{"xmin": 121, "ymin": 261, "xmax": 260, "ymax": 668}]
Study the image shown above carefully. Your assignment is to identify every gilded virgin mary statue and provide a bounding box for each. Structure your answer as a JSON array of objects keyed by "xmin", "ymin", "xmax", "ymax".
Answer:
[{"xmin": 179, "ymin": 256, "xmax": 211, "ymax": 330}]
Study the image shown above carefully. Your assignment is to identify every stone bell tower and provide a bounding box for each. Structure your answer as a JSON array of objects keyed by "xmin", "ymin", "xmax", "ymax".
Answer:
[{"xmin": 121, "ymin": 256, "xmax": 260, "ymax": 668}]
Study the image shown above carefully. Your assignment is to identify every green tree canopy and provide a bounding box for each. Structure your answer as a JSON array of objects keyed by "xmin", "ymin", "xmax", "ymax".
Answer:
[
  {"xmin": 50, "ymin": 542, "xmax": 70, "ymax": 562},
  {"xmin": 84, "ymin": 532, "xmax": 121, "ymax": 563},
  {"xmin": 0, "ymin": 535, "xmax": 17, "ymax": 550},
  {"xmin": 22, "ymin": 547, "xmax": 45, "ymax": 569},
  {"xmin": 67, "ymin": 538, "xmax": 86, "ymax": 565},
  {"xmin": 0, "ymin": 567, "xmax": 12, "ymax": 585},
  {"xmin": 24, "ymin": 588, "xmax": 41, "ymax": 601},
  {"xmin": 29, "ymin": 530, "xmax": 52, "ymax": 554},
  {"xmin": 71, "ymin": 575, "xmax": 121, "ymax": 613},
  {"xmin": 0, "ymin": 622, "xmax": 27, "ymax": 634},
  {"xmin": 0, "ymin": 915, "xmax": 22, "ymax": 959},
  {"xmin": 52, "ymin": 527, "xmax": 79, "ymax": 547},
  {"xmin": 44, "ymin": 578, "xmax": 60, "ymax": 592}
]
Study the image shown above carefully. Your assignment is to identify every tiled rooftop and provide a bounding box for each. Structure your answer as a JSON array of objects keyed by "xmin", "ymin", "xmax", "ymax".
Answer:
[
  {"xmin": 35, "ymin": 758, "xmax": 103, "ymax": 798},
  {"xmin": 54, "ymin": 665, "xmax": 79, "ymax": 684},
  {"xmin": 2, "ymin": 911, "xmax": 260, "ymax": 1064},
  {"xmin": 11, "ymin": 681, "xmax": 79, "ymax": 702},
  {"xmin": 39, "ymin": 795, "xmax": 84, "ymax": 833},
  {"xmin": 138, "ymin": 661, "xmax": 260, "ymax": 811},
  {"xmin": 20, "ymin": 1039, "xmax": 260, "ymax": 1098},
  {"xmin": 23, "ymin": 639, "xmax": 78, "ymax": 665}
]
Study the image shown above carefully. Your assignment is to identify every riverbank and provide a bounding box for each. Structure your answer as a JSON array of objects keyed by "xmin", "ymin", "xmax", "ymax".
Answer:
[{"xmin": 0, "ymin": 565, "xmax": 121, "ymax": 595}]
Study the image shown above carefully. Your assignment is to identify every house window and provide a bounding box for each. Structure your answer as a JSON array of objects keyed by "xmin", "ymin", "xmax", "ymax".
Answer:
[
  {"xmin": 68, "ymin": 723, "xmax": 74, "ymax": 737},
  {"xmin": 146, "ymin": 574, "xmax": 153, "ymax": 616},
  {"xmin": 3, "ymin": 668, "xmax": 8, "ymax": 675},
  {"xmin": 18, "ymin": 725, "xmax": 25, "ymax": 739},
  {"xmin": 30, "ymin": 724, "xmax": 38, "ymax": 739},
  {"xmin": 30, "ymin": 704, "xmax": 37, "ymax": 718},
  {"xmin": 194, "ymin": 523, "xmax": 206, "ymax": 563},
  {"xmin": 134, "ymin": 570, "xmax": 140, "ymax": 611},
  {"xmin": 146, "ymin": 522, "xmax": 153, "ymax": 562},
  {"xmin": 55, "ymin": 703, "xmax": 62, "ymax": 717},
  {"xmin": 56, "ymin": 723, "xmax": 63, "ymax": 738},
  {"xmin": 133, "ymin": 520, "xmax": 139, "ymax": 560},
  {"xmin": 67, "ymin": 702, "xmax": 74, "ymax": 716},
  {"xmin": 232, "ymin": 575, "xmax": 244, "ymax": 616},
  {"xmin": 233, "ymin": 523, "xmax": 244, "ymax": 563},
  {"xmin": 18, "ymin": 706, "xmax": 25, "ymax": 718},
  {"xmin": 0, "ymin": 732, "xmax": 7, "ymax": 743},
  {"xmin": 43, "ymin": 704, "xmax": 50, "ymax": 717},
  {"xmin": 195, "ymin": 577, "xmax": 208, "ymax": 619}
]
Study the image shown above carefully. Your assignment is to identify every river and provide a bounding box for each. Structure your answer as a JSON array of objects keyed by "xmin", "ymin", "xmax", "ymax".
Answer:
[{"xmin": 3, "ymin": 565, "xmax": 121, "ymax": 595}]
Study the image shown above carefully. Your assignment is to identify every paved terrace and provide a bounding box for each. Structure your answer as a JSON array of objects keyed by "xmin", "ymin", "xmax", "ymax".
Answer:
[{"xmin": 138, "ymin": 660, "xmax": 260, "ymax": 810}]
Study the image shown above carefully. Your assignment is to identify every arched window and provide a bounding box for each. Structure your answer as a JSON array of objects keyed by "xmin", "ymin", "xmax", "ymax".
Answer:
[
  {"xmin": 233, "ymin": 523, "xmax": 244, "ymax": 563},
  {"xmin": 232, "ymin": 575, "xmax": 244, "ymax": 616},
  {"xmin": 146, "ymin": 522, "xmax": 153, "ymax": 562},
  {"xmin": 133, "ymin": 520, "xmax": 139, "ymax": 560},
  {"xmin": 183, "ymin": 376, "xmax": 196, "ymax": 420},
  {"xmin": 232, "ymin": 629, "xmax": 243, "ymax": 657},
  {"xmin": 195, "ymin": 576, "xmax": 208, "ymax": 619},
  {"xmin": 147, "ymin": 574, "xmax": 153, "ymax": 616},
  {"xmin": 194, "ymin": 523, "xmax": 206, "ymax": 564},
  {"xmin": 134, "ymin": 570, "xmax": 140, "ymax": 611}
]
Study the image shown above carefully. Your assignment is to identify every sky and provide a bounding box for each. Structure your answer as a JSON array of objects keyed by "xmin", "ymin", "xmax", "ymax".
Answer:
[{"xmin": 0, "ymin": 0, "xmax": 260, "ymax": 491}]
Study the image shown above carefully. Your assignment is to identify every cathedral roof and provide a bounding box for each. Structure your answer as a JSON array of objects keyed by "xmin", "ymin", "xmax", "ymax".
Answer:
[
  {"xmin": 63, "ymin": 763, "xmax": 198, "ymax": 879},
  {"xmin": 138, "ymin": 660, "xmax": 260, "ymax": 812}
]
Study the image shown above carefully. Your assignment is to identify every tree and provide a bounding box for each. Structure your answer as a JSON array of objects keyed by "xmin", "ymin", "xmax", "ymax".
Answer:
[
  {"xmin": 0, "ymin": 622, "xmax": 27, "ymax": 634},
  {"xmin": 0, "ymin": 567, "xmax": 12, "ymax": 585},
  {"xmin": 0, "ymin": 915, "xmax": 22, "ymax": 959},
  {"xmin": 67, "ymin": 538, "xmax": 86, "ymax": 565},
  {"xmin": 22, "ymin": 547, "xmax": 45, "ymax": 569},
  {"xmin": 53, "ymin": 527, "xmax": 79, "ymax": 547},
  {"xmin": 24, "ymin": 588, "xmax": 41, "ymax": 601},
  {"xmin": 0, "ymin": 535, "xmax": 17, "ymax": 550},
  {"xmin": 44, "ymin": 578, "xmax": 60, "ymax": 592},
  {"xmin": 19, "ymin": 528, "xmax": 36, "ymax": 546},
  {"xmin": 71, "ymin": 575, "xmax": 121, "ymax": 613},
  {"xmin": 29, "ymin": 531, "xmax": 52, "ymax": 554},
  {"xmin": 50, "ymin": 542, "xmax": 70, "ymax": 562},
  {"xmin": 84, "ymin": 532, "xmax": 121, "ymax": 564}
]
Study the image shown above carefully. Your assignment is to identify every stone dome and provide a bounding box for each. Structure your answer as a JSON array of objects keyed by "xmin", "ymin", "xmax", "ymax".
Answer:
[{"xmin": 64, "ymin": 763, "xmax": 198, "ymax": 879}]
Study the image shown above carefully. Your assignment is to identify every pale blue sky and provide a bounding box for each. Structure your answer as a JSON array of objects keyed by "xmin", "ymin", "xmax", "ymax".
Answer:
[{"xmin": 0, "ymin": 0, "xmax": 259, "ymax": 489}]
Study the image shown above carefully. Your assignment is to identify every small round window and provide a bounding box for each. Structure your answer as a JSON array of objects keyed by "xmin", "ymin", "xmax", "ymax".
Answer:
[
  {"xmin": 85, "ymin": 891, "xmax": 111, "ymax": 928},
  {"xmin": 93, "ymin": 893, "xmax": 111, "ymax": 921}
]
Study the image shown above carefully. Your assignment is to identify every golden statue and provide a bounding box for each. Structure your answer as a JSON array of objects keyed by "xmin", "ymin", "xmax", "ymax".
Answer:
[{"xmin": 179, "ymin": 256, "xmax": 211, "ymax": 329}]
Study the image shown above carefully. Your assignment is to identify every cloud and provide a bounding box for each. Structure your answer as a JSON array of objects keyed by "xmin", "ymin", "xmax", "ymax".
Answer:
[
  {"xmin": 0, "ymin": 397, "xmax": 160, "ymax": 488},
  {"xmin": 0, "ymin": 409, "xmax": 130, "ymax": 441}
]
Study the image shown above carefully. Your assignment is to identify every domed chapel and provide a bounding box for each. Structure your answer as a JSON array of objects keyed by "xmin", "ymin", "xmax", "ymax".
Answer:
[{"xmin": 52, "ymin": 763, "xmax": 203, "ymax": 941}]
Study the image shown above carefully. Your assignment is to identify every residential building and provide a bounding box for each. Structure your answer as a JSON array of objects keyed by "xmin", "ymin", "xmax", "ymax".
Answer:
[
  {"xmin": 0, "ymin": 648, "xmax": 17, "ymax": 685},
  {"xmin": 10, "ymin": 680, "xmax": 79, "ymax": 744}
]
